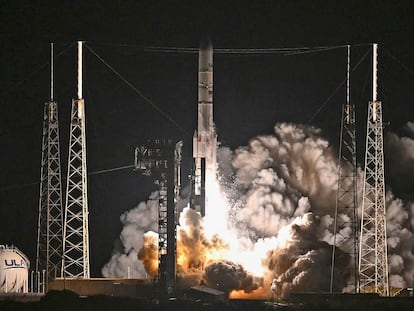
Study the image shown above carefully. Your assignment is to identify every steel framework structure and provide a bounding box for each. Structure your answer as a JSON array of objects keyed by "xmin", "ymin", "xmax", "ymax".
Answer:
[
  {"xmin": 36, "ymin": 44, "xmax": 63, "ymax": 283},
  {"xmin": 62, "ymin": 42, "xmax": 90, "ymax": 278},
  {"xmin": 135, "ymin": 140, "xmax": 182, "ymax": 299},
  {"xmin": 330, "ymin": 46, "xmax": 359, "ymax": 293},
  {"xmin": 358, "ymin": 44, "xmax": 389, "ymax": 296},
  {"xmin": 36, "ymin": 101, "xmax": 64, "ymax": 281}
]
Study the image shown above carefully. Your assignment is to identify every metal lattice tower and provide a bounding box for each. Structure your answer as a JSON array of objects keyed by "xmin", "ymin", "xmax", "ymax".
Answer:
[
  {"xmin": 62, "ymin": 41, "xmax": 90, "ymax": 278},
  {"xmin": 358, "ymin": 44, "xmax": 389, "ymax": 296},
  {"xmin": 135, "ymin": 140, "xmax": 182, "ymax": 299},
  {"xmin": 36, "ymin": 43, "xmax": 64, "ymax": 282},
  {"xmin": 330, "ymin": 46, "xmax": 359, "ymax": 293}
]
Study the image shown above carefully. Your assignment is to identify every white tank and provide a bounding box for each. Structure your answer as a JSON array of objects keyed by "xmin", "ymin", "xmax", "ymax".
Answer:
[{"xmin": 0, "ymin": 245, "xmax": 30, "ymax": 293}]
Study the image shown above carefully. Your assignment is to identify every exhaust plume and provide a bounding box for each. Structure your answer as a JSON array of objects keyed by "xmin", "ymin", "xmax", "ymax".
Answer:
[{"xmin": 103, "ymin": 121, "xmax": 414, "ymax": 297}]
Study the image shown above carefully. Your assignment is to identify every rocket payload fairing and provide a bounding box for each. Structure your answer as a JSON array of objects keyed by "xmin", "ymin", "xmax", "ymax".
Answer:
[{"xmin": 192, "ymin": 39, "xmax": 217, "ymax": 217}]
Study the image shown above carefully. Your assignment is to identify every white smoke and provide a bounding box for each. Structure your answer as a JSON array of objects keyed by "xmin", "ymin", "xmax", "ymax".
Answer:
[
  {"xmin": 386, "ymin": 193, "xmax": 414, "ymax": 288},
  {"xmin": 226, "ymin": 124, "xmax": 339, "ymax": 242},
  {"xmin": 383, "ymin": 122, "xmax": 414, "ymax": 288},
  {"xmin": 101, "ymin": 191, "xmax": 158, "ymax": 278},
  {"xmin": 385, "ymin": 121, "xmax": 414, "ymax": 200},
  {"xmin": 265, "ymin": 213, "xmax": 350, "ymax": 298},
  {"xmin": 103, "ymin": 120, "xmax": 414, "ymax": 295},
  {"xmin": 221, "ymin": 123, "xmax": 353, "ymax": 296}
]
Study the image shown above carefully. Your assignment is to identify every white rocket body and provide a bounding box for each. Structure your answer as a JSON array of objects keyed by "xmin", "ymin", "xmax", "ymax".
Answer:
[{"xmin": 192, "ymin": 40, "xmax": 217, "ymax": 216}]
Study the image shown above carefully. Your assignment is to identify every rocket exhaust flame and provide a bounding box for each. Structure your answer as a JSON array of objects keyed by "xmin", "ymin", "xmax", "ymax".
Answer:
[
  {"xmin": 103, "ymin": 122, "xmax": 414, "ymax": 298},
  {"xmin": 102, "ymin": 40, "xmax": 414, "ymax": 297}
]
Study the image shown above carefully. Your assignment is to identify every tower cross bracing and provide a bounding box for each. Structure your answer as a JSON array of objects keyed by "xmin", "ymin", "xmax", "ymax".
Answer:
[{"xmin": 358, "ymin": 43, "xmax": 389, "ymax": 296}]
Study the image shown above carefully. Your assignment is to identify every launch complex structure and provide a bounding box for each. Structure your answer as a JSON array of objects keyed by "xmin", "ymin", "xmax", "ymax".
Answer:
[{"xmin": 35, "ymin": 41, "xmax": 390, "ymax": 299}]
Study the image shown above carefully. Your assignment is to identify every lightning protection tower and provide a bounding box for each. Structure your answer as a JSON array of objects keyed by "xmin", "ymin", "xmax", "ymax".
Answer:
[
  {"xmin": 358, "ymin": 43, "xmax": 389, "ymax": 296},
  {"xmin": 330, "ymin": 46, "xmax": 359, "ymax": 293},
  {"xmin": 36, "ymin": 43, "xmax": 64, "ymax": 285},
  {"xmin": 62, "ymin": 41, "xmax": 90, "ymax": 278}
]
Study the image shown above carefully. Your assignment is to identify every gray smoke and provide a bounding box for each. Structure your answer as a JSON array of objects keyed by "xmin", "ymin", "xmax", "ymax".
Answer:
[
  {"xmin": 103, "ymin": 120, "xmax": 414, "ymax": 296},
  {"xmin": 385, "ymin": 121, "xmax": 414, "ymax": 200},
  {"xmin": 229, "ymin": 124, "xmax": 339, "ymax": 240},
  {"xmin": 264, "ymin": 213, "xmax": 350, "ymax": 298},
  {"xmin": 386, "ymin": 193, "xmax": 414, "ymax": 288},
  {"xmin": 383, "ymin": 122, "xmax": 414, "ymax": 288},
  {"xmin": 226, "ymin": 123, "xmax": 341, "ymax": 239},
  {"xmin": 175, "ymin": 207, "xmax": 230, "ymax": 288},
  {"xmin": 217, "ymin": 123, "xmax": 354, "ymax": 297},
  {"xmin": 221, "ymin": 122, "xmax": 414, "ymax": 294},
  {"xmin": 203, "ymin": 260, "xmax": 262, "ymax": 293}
]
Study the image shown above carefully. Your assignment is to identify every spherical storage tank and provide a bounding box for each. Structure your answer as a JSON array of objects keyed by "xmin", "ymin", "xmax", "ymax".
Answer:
[{"xmin": 0, "ymin": 245, "xmax": 30, "ymax": 293}]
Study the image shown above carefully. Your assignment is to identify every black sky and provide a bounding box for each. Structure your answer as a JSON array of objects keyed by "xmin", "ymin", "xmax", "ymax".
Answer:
[{"xmin": 0, "ymin": 1, "xmax": 413, "ymax": 277}]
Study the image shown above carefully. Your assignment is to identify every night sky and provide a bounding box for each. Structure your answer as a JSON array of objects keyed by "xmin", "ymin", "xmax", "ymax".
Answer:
[{"xmin": 0, "ymin": 1, "xmax": 413, "ymax": 277}]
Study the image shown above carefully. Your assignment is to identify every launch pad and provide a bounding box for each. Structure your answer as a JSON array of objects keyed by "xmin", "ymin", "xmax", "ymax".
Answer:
[{"xmin": 27, "ymin": 38, "xmax": 411, "ymax": 304}]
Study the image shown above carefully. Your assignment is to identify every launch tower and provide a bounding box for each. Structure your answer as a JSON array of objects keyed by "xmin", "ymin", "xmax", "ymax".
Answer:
[
  {"xmin": 36, "ymin": 43, "xmax": 64, "ymax": 285},
  {"xmin": 330, "ymin": 46, "xmax": 359, "ymax": 293},
  {"xmin": 358, "ymin": 44, "xmax": 389, "ymax": 296},
  {"xmin": 62, "ymin": 41, "xmax": 90, "ymax": 278},
  {"xmin": 135, "ymin": 139, "xmax": 182, "ymax": 299}
]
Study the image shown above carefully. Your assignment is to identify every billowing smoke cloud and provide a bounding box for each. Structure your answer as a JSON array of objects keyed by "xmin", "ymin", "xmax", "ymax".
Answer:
[
  {"xmin": 227, "ymin": 124, "xmax": 341, "ymax": 243},
  {"xmin": 103, "ymin": 121, "xmax": 414, "ymax": 297},
  {"xmin": 386, "ymin": 193, "xmax": 414, "ymax": 288},
  {"xmin": 203, "ymin": 260, "xmax": 262, "ymax": 293},
  {"xmin": 232, "ymin": 124, "xmax": 339, "ymax": 213},
  {"xmin": 265, "ymin": 213, "xmax": 350, "ymax": 299},
  {"xmin": 137, "ymin": 231, "xmax": 158, "ymax": 278},
  {"xmin": 102, "ymin": 192, "xmax": 158, "ymax": 278},
  {"xmin": 383, "ymin": 122, "xmax": 414, "ymax": 288},
  {"xmin": 385, "ymin": 121, "xmax": 414, "ymax": 200}
]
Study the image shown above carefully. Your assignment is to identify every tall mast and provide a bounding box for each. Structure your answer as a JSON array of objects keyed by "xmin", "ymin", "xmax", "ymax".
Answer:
[
  {"xmin": 359, "ymin": 43, "xmax": 389, "ymax": 296},
  {"xmin": 62, "ymin": 41, "xmax": 90, "ymax": 278},
  {"xmin": 330, "ymin": 45, "xmax": 359, "ymax": 293},
  {"xmin": 36, "ymin": 43, "xmax": 64, "ymax": 288}
]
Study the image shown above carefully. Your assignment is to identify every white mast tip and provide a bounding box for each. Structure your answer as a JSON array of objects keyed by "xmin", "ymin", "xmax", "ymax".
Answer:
[{"xmin": 77, "ymin": 41, "xmax": 83, "ymax": 100}]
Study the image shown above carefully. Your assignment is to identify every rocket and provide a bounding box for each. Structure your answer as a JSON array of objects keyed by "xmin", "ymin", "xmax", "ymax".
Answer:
[{"xmin": 192, "ymin": 39, "xmax": 217, "ymax": 217}]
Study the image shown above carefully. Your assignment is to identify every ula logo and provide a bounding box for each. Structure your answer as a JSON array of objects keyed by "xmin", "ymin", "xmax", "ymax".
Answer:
[{"xmin": 4, "ymin": 259, "xmax": 25, "ymax": 268}]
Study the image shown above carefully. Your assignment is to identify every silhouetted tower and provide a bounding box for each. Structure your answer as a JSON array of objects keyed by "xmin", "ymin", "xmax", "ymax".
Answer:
[
  {"xmin": 330, "ymin": 46, "xmax": 359, "ymax": 293},
  {"xmin": 359, "ymin": 43, "xmax": 389, "ymax": 296},
  {"xmin": 62, "ymin": 41, "xmax": 90, "ymax": 278},
  {"xmin": 36, "ymin": 43, "xmax": 64, "ymax": 284},
  {"xmin": 135, "ymin": 140, "xmax": 182, "ymax": 300}
]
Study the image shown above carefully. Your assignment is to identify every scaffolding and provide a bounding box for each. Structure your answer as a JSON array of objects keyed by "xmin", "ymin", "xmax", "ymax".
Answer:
[
  {"xmin": 135, "ymin": 139, "xmax": 182, "ymax": 299},
  {"xmin": 330, "ymin": 46, "xmax": 359, "ymax": 293},
  {"xmin": 358, "ymin": 44, "xmax": 389, "ymax": 296},
  {"xmin": 62, "ymin": 42, "xmax": 90, "ymax": 278},
  {"xmin": 36, "ymin": 43, "xmax": 63, "ymax": 285}
]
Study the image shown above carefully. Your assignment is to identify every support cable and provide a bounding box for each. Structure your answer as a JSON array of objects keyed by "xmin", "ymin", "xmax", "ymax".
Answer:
[
  {"xmin": 306, "ymin": 49, "xmax": 370, "ymax": 125},
  {"xmin": 88, "ymin": 42, "xmax": 370, "ymax": 55},
  {"xmin": 84, "ymin": 44, "xmax": 190, "ymax": 137}
]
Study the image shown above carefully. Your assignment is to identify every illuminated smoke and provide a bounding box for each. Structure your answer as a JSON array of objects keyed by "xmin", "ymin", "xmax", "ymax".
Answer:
[
  {"xmin": 137, "ymin": 231, "xmax": 158, "ymax": 278},
  {"xmin": 265, "ymin": 213, "xmax": 350, "ymax": 298},
  {"xmin": 384, "ymin": 122, "xmax": 414, "ymax": 288},
  {"xmin": 232, "ymin": 124, "xmax": 338, "ymax": 214},
  {"xmin": 386, "ymin": 193, "xmax": 414, "ymax": 288},
  {"xmin": 210, "ymin": 123, "xmax": 351, "ymax": 297},
  {"xmin": 203, "ymin": 260, "xmax": 262, "ymax": 293},
  {"xmin": 103, "ymin": 121, "xmax": 414, "ymax": 296},
  {"xmin": 385, "ymin": 122, "xmax": 414, "ymax": 200},
  {"xmin": 102, "ymin": 192, "xmax": 158, "ymax": 278},
  {"xmin": 176, "ymin": 207, "xmax": 231, "ymax": 288}
]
